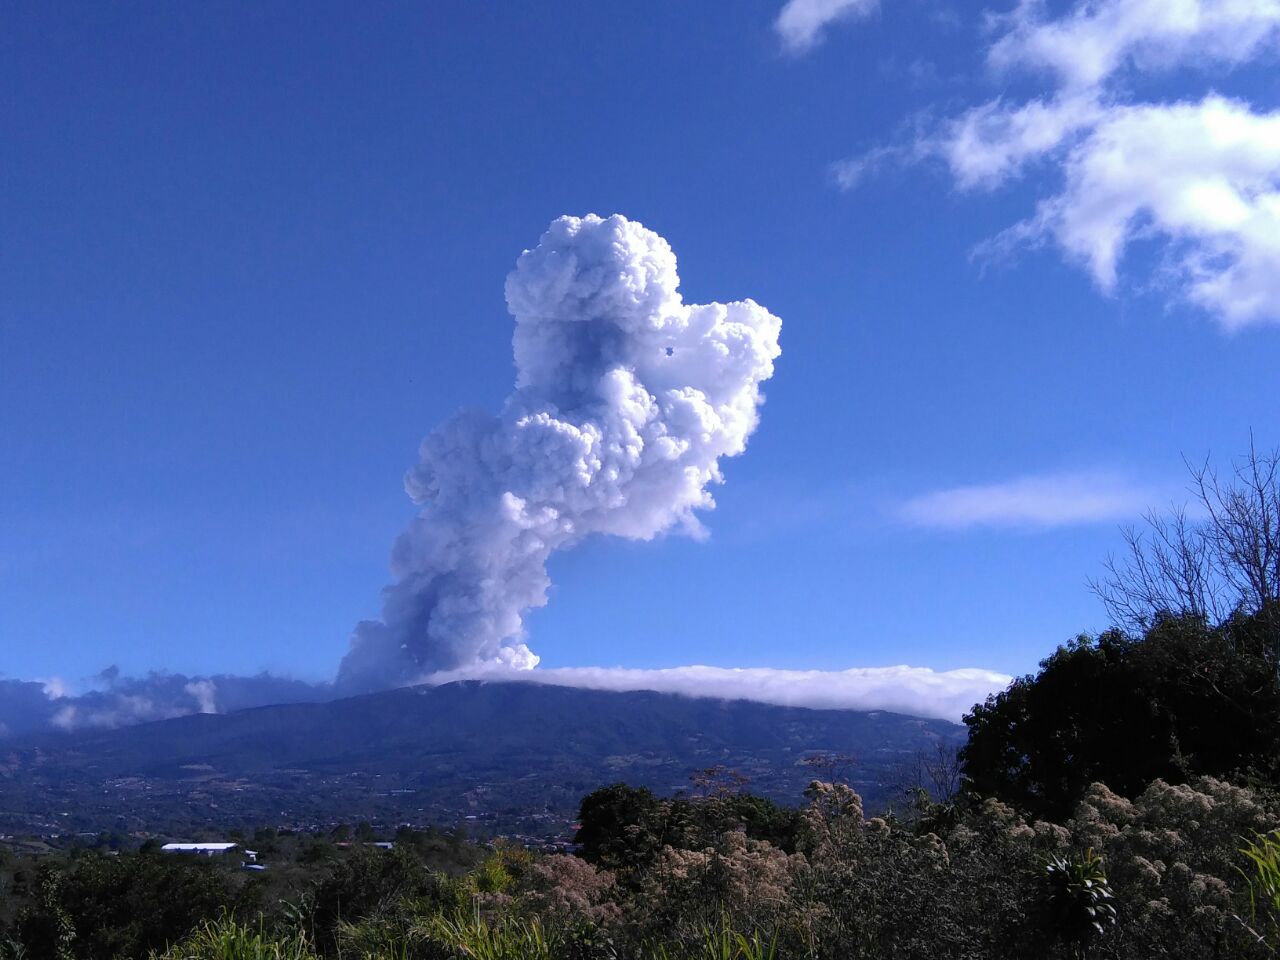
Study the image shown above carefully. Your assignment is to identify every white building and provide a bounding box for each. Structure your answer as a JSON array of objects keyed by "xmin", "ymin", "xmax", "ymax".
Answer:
[{"xmin": 160, "ymin": 842, "xmax": 239, "ymax": 857}]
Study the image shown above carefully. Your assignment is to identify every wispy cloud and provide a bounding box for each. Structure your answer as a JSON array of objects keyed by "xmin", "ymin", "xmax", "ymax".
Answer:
[
  {"xmin": 986, "ymin": 0, "xmax": 1280, "ymax": 93},
  {"xmin": 425, "ymin": 663, "xmax": 1011, "ymax": 722},
  {"xmin": 775, "ymin": 0, "xmax": 879, "ymax": 55},
  {"xmin": 837, "ymin": 0, "xmax": 1280, "ymax": 328},
  {"xmin": 832, "ymin": 143, "xmax": 913, "ymax": 190},
  {"xmin": 899, "ymin": 470, "xmax": 1156, "ymax": 530}
]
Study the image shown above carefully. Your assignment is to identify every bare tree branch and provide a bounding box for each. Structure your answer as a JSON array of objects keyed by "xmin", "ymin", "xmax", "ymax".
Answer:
[{"xmin": 1091, "ymin": 442, "xmax": 1280, "ymax": 669}]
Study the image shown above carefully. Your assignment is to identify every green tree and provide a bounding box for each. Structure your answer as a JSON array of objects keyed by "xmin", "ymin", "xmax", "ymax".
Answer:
[
  {"xmin": 13, "ymin": 853, "xmax": 232, "ymax": 960},
  {"xmin": 962, "ymin": 612, "xmax": 1280, "ymax": 819},
  {"xmin": 575, "ymin": 784, "xmax": 664, "ymax": 873}
]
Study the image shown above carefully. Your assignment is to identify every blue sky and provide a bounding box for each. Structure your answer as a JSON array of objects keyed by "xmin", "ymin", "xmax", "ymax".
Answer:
[{"xmin": 2, "ymin": 0, "xmax": 1278, "ymax": 709}]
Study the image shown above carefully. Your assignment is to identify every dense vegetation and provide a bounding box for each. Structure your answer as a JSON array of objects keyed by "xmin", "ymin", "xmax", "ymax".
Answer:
[
  {"xmin": 0, "ymin": 448, "xmax": 1276, "ymax": 958},
  {"xmin": 962, "ymin": 610, "xmax": 1280, "ymax": 821},
  {"xmin": 2, "ymin": 770, "xmax": 1277, "ymax": 959}
]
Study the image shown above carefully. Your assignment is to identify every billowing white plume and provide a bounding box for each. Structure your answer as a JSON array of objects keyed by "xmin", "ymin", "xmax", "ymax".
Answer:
[{"xmin": 337, "ymin": 215, "xmax": 782, "ymax": 692}]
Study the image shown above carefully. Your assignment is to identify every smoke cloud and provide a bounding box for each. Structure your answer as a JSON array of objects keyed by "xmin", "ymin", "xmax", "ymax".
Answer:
[{"xmin": 337, "ymin": 214, "xmax": 783, "ymax": 692}]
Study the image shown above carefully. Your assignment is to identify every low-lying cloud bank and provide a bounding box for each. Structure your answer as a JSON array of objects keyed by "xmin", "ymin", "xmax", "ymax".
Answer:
[
  {"xmin": 421, "ymin": 663, "xmax": 1012, "ymax": 723},
  {"xmin": 0, "ymin": 662, "xmax": 1010, "ymax": 737}
]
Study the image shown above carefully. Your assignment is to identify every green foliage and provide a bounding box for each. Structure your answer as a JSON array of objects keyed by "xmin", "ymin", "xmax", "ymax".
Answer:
[
  {"xmin": 470, "ymin": 859, "xmax": 511, "ymax": 897},
  {"xmin": 332, "ymin": 917, "xmax": 416, "ymax": 960},
  {"xmin": 647, "ymin": 917, "xmax": 778, "ymax": 960},
  {"xmin": 575, "ymin": 783, "xmax": 803, "ymax": 879},
  {"xmin": 15, "ymin": 866, "xmax": 77, "ymax": 960},
  {"xmin": 149, "ymin": 915, "xmax": 316, "ymax": 960},
  {"xmin": 576, "ymin": 784, "xmax": 666, "ymax": 873},
  {"xmin": 681, "ymin": 794, "xmax": 801, "ymax": 854},
  {"xmin": 304, "ymin": 846, "xmax": 435, "ymax": 953},
  {"xmin": 423, "ymin": 912, "xmax": 559, "ymax": 960},
  {"xmin": 13, "ymin": 851, "xmax": 237, "ymax": 960},
  {"xmin": 1, "ymin": 775, "xmax": 1276, "ymax": 960},
  {"xmin": 962, "ymin": 613, "xmax": 1280, "ymax": 819},
  {"xmin": 789, "ymin": 784, "xmax": 1045, "ymax": 959},
  {"xmin": 446, "ymin": 844, "xmax": 533, "ymax": 912},
  {"xmin": 1041, "ymin": 848, "xmax": 1116, "ymax": 951},
  {"xmin": 1240, "ymin": 830, "xmax": 1280, "ymax": 951}
]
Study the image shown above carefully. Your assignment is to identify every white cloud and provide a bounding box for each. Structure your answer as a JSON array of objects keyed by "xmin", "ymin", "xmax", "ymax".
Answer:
[
  {"xmin": 1001, "ymin": 96, "xmax": 1280, "ymax": 327},
  {"xmin": 423, "ymin": 663, "xmax": 1011, "ymax": 722},
  {"xmin": 939, "ymin": 93, "xmax": 1104, "ymax": 190},
  {"xmin": 988, "ymin": 0, "xmax": 1280, "ymax": 90},
  {"xmin": 899, "ymin": 470, "xmax": 1155, "ymax": 529},
  {"xmin": 776, "ymin": 0, "xmax": 879, "ymax": 54},
  {"xmin": 844, "ymin": 0, "xmax": 1280, "ymax": 327}
]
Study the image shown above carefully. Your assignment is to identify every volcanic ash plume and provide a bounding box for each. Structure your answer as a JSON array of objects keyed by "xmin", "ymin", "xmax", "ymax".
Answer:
[{"xmin": 337, "ymin": 214, "xmax": 782, "ymax": 692}]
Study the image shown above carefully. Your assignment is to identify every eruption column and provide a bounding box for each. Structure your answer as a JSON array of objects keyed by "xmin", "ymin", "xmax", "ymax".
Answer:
[{"xmin": 338, "ymin": 214, "xmax": 782, "ymax": 692}]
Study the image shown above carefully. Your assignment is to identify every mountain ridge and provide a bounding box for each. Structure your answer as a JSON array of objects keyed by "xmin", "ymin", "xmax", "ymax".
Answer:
[{"xmin": 0, "ymin": 681, "xmax": 965, "ymax": 836}]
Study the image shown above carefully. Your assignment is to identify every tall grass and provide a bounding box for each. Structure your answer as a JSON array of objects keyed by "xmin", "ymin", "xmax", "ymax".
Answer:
[
  {"xmin": 423, "ymin": 910, "xmax": 776, "ymax": 960},
  {"xmin": 420, "ymin": 912, "xmax": 558, "ymax": 960},
  {"xmin": 646, "ymin": 918, "xmax": 779, "ymax": 960},
  {"xmin": 149, "ymin": 916, "xmax": 317, "ymax": 960},
  {"xmin": 333, "ymin": 919, "xmax": 414, "ymax": 960},
  {"xmin": 154, "ymin": 909, "xmax": 788, "ymax": 960},
  {"xmin": 1243, "ymin": 831, "xmax": 1280, "ymax": 919},
  {"xmin": 1240, "ymin": 830, "xmax": 1280, "ymax": 952}
]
